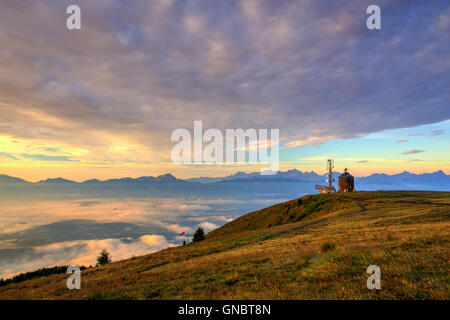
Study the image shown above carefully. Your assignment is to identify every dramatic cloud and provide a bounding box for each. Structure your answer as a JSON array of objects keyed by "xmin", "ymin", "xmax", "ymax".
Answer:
[
  {"xmin": 402, "ymin": 149, "xmax": 425, "ymax": 155},
  {"xmin": 356, "ymin": 160, "xmax": 368, "ymax": 163},
  {"xmin": 0, "ymin": 0, "xmax": 448, "ymax": 169},
  {"xmin": 396, "ymin": 140, "xmax": 408, "ymax": 143}
]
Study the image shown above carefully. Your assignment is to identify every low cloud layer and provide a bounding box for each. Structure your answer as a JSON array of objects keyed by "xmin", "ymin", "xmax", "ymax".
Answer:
[
  {"xmin": 0, "ymin": 235, "xmax": 172, "ymax": 279},
  {"xmin": 0, "ymin": 195, "xmax": 281, "ymax": 278}
]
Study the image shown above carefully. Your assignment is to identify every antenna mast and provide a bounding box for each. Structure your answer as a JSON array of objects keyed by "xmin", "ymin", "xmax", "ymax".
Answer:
[
  {"xmin": 327, "ymin": 159, "xmax": 334, "ymax": 190},
  {"xmin": 315, "ymin": 158, "xmax": 336, "ymax": 194}
]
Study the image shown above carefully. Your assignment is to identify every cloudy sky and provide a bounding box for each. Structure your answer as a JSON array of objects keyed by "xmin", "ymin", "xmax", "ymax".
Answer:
[{"xmin": 0, "ymin": 0, "xmax": 449, "ymax": 181}]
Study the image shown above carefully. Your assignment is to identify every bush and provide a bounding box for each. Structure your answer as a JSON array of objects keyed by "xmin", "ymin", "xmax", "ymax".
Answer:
[
  {"xmin": 96, "ymin": 249, "xmax": 112, "ymax": 266},
  {"xmin": 193, "ymin": 227, "xmax": 205, "ymax": 242}
]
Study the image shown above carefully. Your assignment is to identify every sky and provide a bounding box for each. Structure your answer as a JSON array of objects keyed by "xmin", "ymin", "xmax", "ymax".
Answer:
[{"xmin": 0, "ymin": 0, "xmax": 449, "ymax": 181}]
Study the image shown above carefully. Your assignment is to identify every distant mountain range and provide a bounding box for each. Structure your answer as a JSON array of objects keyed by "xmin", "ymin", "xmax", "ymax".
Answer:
[
  {"xmin": 1, "ymin": 169, "xmax": 449, "ymax": 186},
  {"xmin": 186, "ymin": 169, "xmax": 450, "ymax": 186},
  {"xmin": 188, "ymin": 170, "xmax": 326, "ymax": 183},
  {"xmin": 0, "ymin": 173, "xmax": 183, "ymax": 185},
  {"xmin": 356, "ymin": 170, "xmax": 450, "ymax": 185}
]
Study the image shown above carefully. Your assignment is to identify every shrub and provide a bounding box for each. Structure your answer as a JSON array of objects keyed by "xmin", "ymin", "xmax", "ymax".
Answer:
[
  {"xmin": 96, "ymin": 249, "xmax": 112, "ymax": 266},
  {"xmin": 193, "ymin": 227, "xmax": 206, "ymax": 242}
]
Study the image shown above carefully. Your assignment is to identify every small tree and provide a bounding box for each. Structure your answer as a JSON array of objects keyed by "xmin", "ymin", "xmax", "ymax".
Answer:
[
  {"xmin": 96, "ymin": 249, "xmax": 112, "ymax": 266},
  {"xmin": 193, "ymin": 227, "xmax": 205, "ymax": 242}
]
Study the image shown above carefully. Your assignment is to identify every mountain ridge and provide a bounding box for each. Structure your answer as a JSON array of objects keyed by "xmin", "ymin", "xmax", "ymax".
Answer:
[{"xmin": 0, "ymin": 170, "xmax": 449, "ymax": 185}]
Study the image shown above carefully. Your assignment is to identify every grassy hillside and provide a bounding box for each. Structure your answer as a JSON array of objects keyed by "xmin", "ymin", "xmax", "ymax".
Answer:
[
  {"xmin": 0, "ymin": 191, "xmax": 449, "ymax": 299},
  {"xmin": 207, "ymin": 192, "xmax": 360, "ymax": 238}
]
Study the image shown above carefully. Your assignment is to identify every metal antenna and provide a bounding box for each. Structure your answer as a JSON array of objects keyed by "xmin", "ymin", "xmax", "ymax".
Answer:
[
  {"xmin": 315, "ymin": 158, "xmax": 336, "ymax": 194},
  {"xmin": 327, "ymin": 159, "xmax": 334, "ymax": 190}
]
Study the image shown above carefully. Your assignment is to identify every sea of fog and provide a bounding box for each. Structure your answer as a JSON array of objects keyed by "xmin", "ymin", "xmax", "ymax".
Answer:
[{"xmin": 0, "ymin": 195, "xmax": 292, "ymax": 279}]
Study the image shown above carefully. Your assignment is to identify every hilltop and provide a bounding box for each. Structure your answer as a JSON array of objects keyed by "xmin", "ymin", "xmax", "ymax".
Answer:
[{"xmin": 0, "ymin": 191, "xmax": 449, "ymax": 299}]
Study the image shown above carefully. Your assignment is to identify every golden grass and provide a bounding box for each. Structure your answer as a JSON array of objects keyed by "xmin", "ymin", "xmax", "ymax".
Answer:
[{"xmin": 0, "ymin": 191, "xmax": 449, "ymax": 300}]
